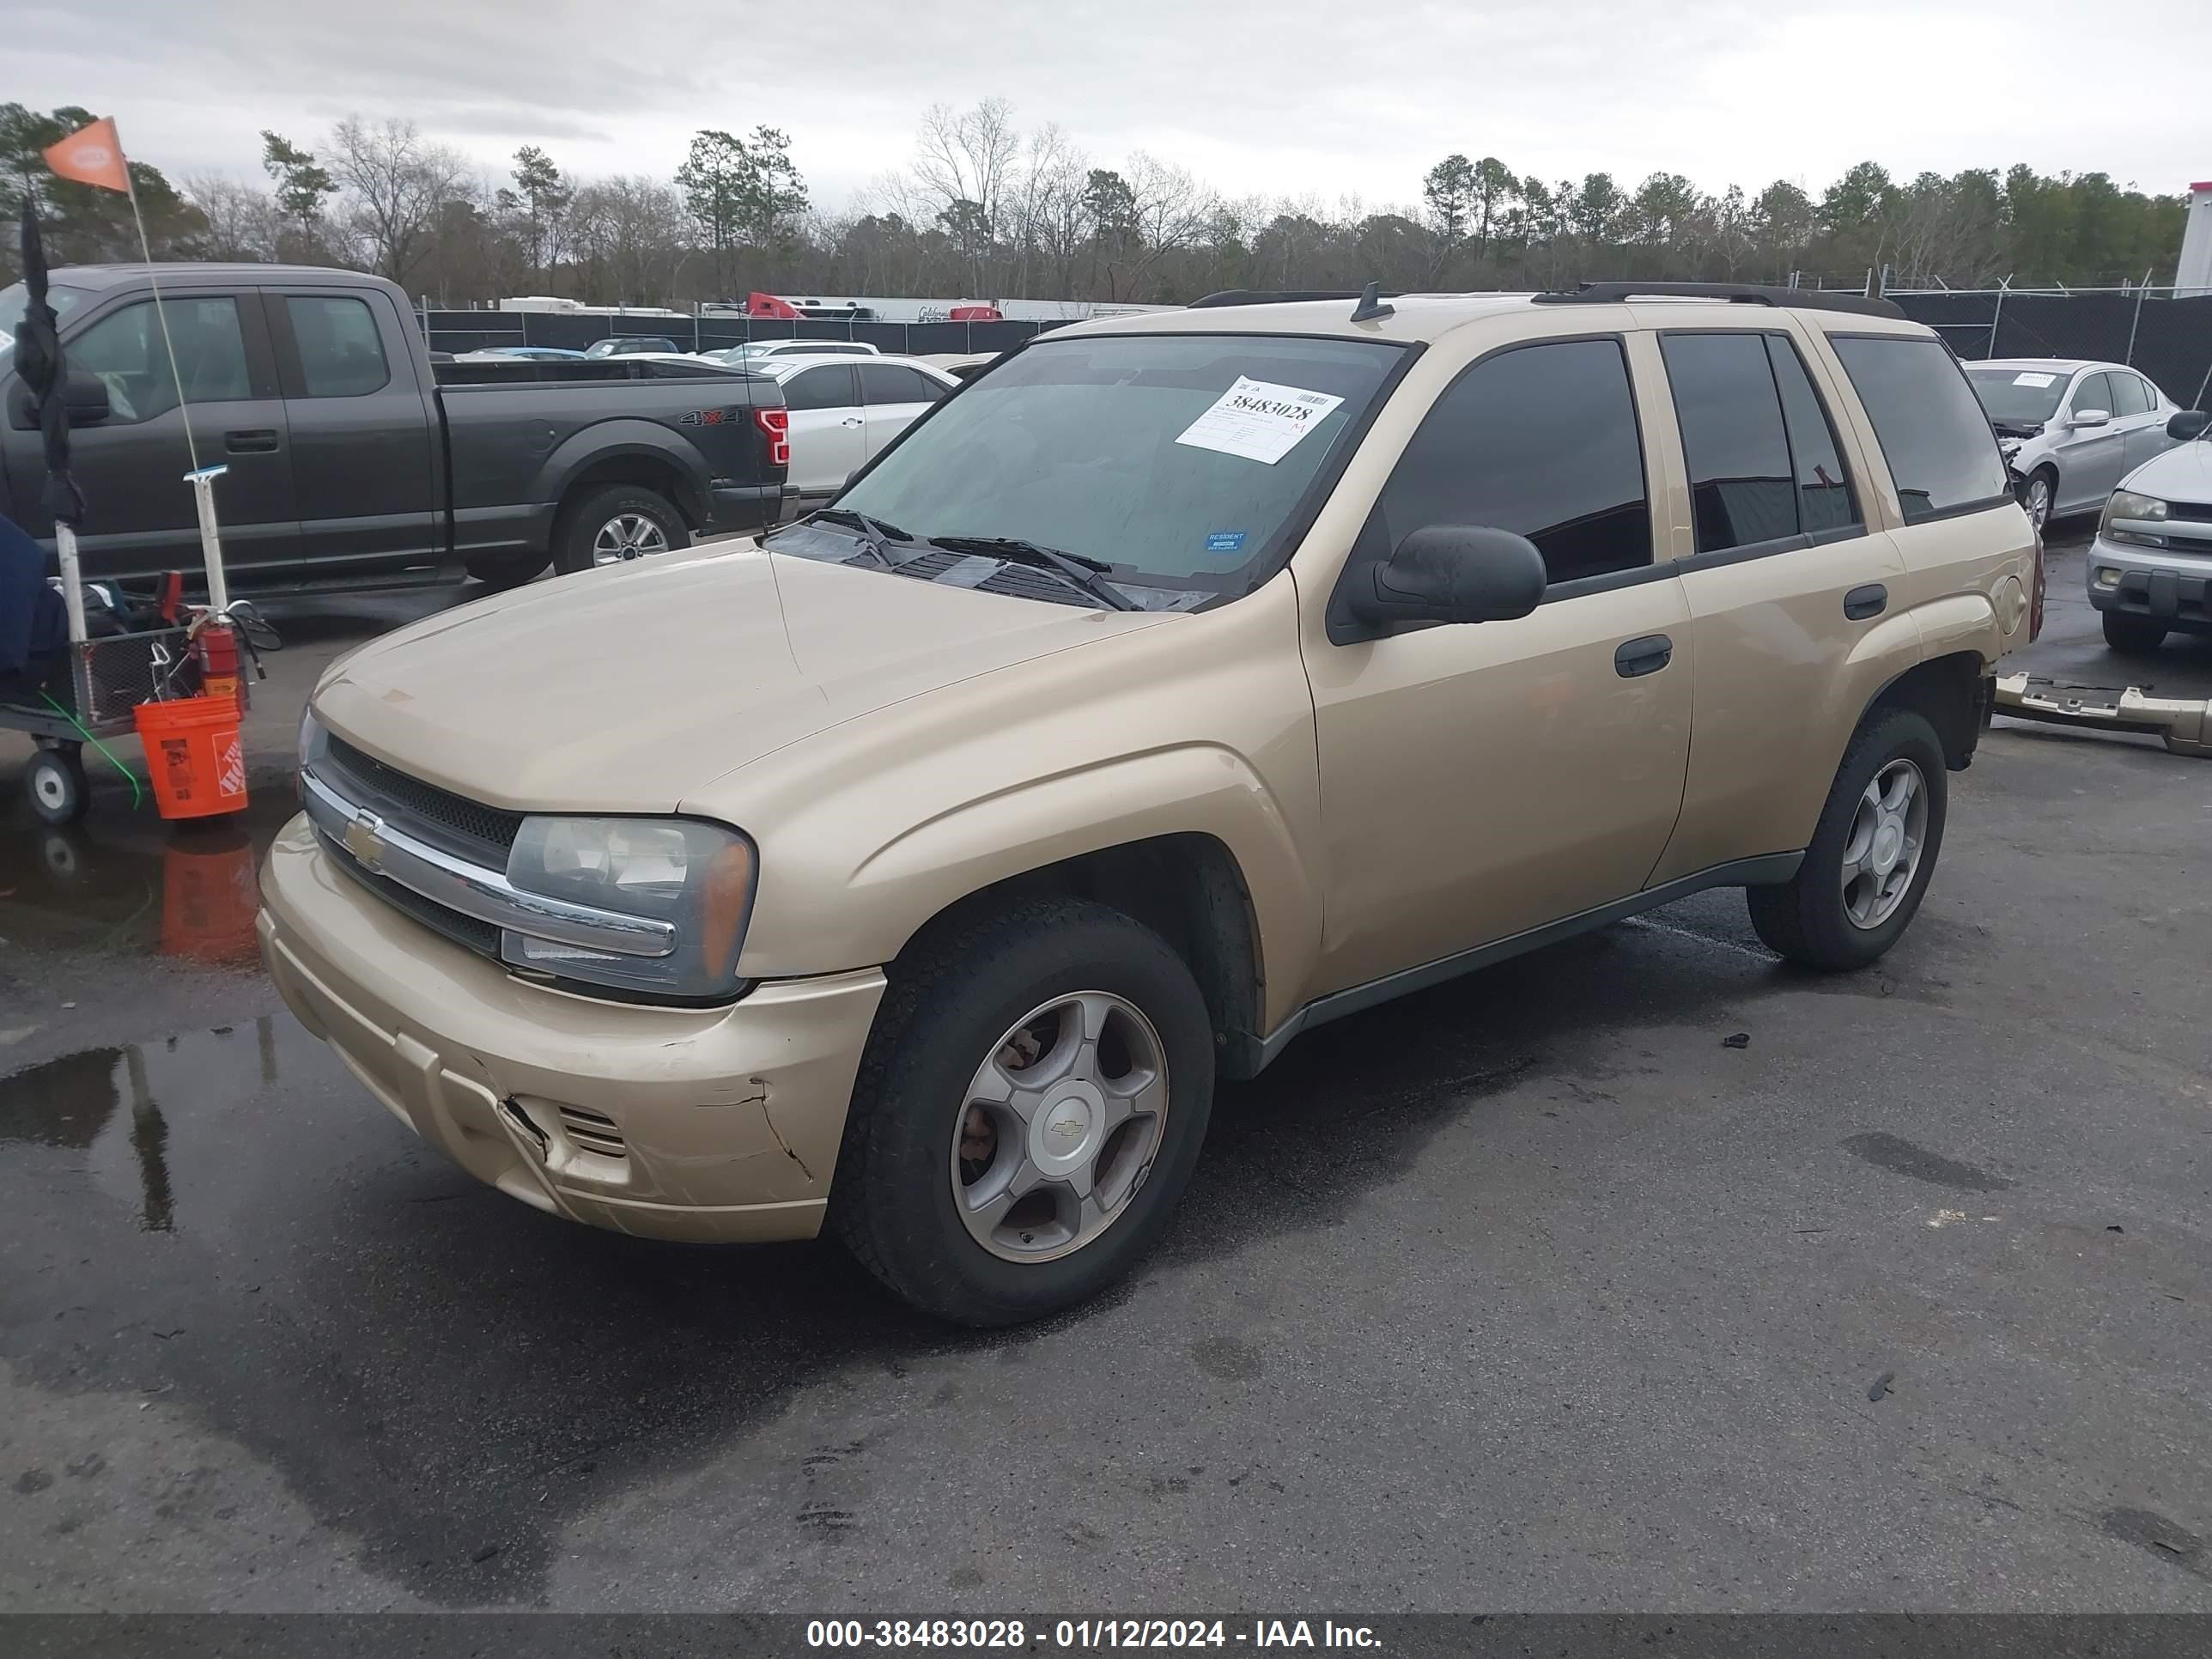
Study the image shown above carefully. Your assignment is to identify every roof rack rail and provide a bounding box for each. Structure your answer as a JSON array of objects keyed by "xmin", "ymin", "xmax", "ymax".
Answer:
[
  {"xmin": 1531, "ymin": 282, "xmax": 1905, "ymax": 320},
  {"xmin": 1188, "ymin": 289, "xmax": 1374, "ymax": 308}
]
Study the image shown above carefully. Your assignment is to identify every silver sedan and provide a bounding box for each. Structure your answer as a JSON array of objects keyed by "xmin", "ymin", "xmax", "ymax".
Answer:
[{"xmin": 1963, "ymin": 358, "xmax": 2185, "ymax": 528}]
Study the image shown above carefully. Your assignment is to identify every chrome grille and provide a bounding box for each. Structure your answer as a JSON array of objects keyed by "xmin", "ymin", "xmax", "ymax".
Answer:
[
  {"xmin": 320, "ymin": 832, "xmax": 501, "ymax": 957},
  {"xmin": 322, "ymin": 736, "xmax": 524, "ymax": 863}
]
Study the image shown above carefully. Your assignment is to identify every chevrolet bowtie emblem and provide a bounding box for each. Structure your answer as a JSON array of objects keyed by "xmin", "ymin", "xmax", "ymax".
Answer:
[{"xmin": 343, "ymin": 810, "xmax": 387, "ymax": 873}]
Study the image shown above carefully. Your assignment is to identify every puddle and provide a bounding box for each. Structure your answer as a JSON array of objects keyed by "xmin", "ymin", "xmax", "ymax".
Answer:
[
  {"xmin": 0, "ymin": 791, "xmax": 297, "ymax": 966},
  {"xmin": 0, "ymin": 1018, "xmax": 288, "ymax": 1232}
]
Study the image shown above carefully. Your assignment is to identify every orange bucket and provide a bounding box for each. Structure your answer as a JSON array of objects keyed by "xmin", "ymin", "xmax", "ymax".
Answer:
[{"xmin": 134, "ymin": 695, "xmax": 249, "ymax": 820}]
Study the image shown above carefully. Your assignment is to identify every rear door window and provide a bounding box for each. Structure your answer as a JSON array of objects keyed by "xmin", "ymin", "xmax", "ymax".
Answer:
[
  {"xmin": 285, "ymin": 295, "xmax": 392, "ymax": 397},
  {"xmin": 781, "ymin": 364, "xmax": 857, "ymax": 411},
  {"xmin": 2108, "ymin": 373, "xmax": 2152, "ymax": 416},
  {"xmin": 1829, "ymin": 335, "xmax": 2010, "ymax": 525},
  {"xmin": 1377, "ymin": 337, "xmax": 1651, "ymax": 586},
  {"xmin": 860, "ymin": 363, "xmax": 943, "ymax": 404},
  {"xmin": 1660, "ymin": 332, "xmax": 1796, "ymax": 555}
]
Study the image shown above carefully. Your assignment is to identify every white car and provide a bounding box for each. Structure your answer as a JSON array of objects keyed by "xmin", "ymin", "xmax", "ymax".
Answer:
[
  {"xmin": 708, "ymin": 340, "xmax": 883, "ymax": 368},
  {"xmin": 765, "ymin": 353, "xmax": 959, "ymax": 499},
  {"xmin": 1962, "ymin": 358, "xmax": 2184, "ymax": 528}
]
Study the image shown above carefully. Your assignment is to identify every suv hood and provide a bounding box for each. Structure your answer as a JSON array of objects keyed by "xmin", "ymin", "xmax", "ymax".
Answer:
[
  {"xmin": 2123, "ymin": 439, "xmax": 2212, "ymax": 503},
  {"xmin": 313, "ymin": 548, "xmax": 1171, "ymax": 811}
]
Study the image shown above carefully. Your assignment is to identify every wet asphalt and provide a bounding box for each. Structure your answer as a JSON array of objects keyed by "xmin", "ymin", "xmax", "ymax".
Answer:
[{"xmin": 1, "ymin": 532, "xmax": 2209, "ymax": 1613}]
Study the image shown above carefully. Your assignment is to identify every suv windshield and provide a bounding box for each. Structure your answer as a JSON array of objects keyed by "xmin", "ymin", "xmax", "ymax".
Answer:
[
  {"xmin": 0, "ymin": 280, "xmax": 93, "ymax": 363},
  {"xmin": 1965, "ymin": 366, "xmax": 2072, "ymax": 426},
  {"xmin": 826, "ymin": 331, "xmax": 1405, "ymax": 590}
]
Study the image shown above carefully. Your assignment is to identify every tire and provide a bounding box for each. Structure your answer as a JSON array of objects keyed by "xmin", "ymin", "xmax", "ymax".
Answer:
[
  {"xmin": 465, "ymin": 550, "xmax": 549, "ymax": 589},
  {"xmin": 831, "ymin": 897, "xmax": 1215, "ymax": 1327},
  {"xmin": 551, "ymin": 484, "xmax": 690, "ymax": 577},
  {"xmin": 1746, "ymin": 708, "xmax": 1947, "ymax": 972},
  {"xmin": 2102, "ymin": 610, "xmax": 2166, "ymax": 658},
  {"xmin": 26, "ymin": 747, "xmax": 88, "ymax": 827},
  {"xmin": 2025, "ymin": 468, "xmax": 2057, "ymax": 531}
]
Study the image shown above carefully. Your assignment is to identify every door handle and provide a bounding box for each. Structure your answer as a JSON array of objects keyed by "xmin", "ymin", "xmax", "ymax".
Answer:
[
  {"xmin": 1844, "ymin": 583, "xmax": 1888, "ymax": 621},
  {"xmin": 840, "ymin": 416, "xmax": 863, "ymax": 427},
  {"xmin": 1614, "ymin": 634, "xmax": 1673, "ymax": 678},
  {"xmin": 225, "ymin": 428, "xmax": 280, "ymax": 453}
]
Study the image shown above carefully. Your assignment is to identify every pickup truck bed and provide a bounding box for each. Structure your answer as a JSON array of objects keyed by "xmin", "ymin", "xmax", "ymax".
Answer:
[{"xmin": 0, "ymin": 262, "xmax": 791, "ymax": 590}]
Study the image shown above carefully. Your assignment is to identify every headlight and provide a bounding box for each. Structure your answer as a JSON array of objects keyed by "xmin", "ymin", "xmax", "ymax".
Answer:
[
  {"xmin": 296, "ymin": 710, "xmax": 325, "ymax": 787},
  {"xmin": 501, "ymin": 817, "xmax": 756, "ymax": 1002},
  {"xmin": 2101, "ymin": 489, "xmax": 2169, "ymax": 548}
]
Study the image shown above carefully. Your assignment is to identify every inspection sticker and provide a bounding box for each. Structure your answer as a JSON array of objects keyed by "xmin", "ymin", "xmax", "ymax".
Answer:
[
  {"xmin": 2012, "ymin": 371, "xmax": 2058, "ymax": 387},
  {"xmin": 1176, "ymin": 377, "xmax": 1346, "ymax": 465}
]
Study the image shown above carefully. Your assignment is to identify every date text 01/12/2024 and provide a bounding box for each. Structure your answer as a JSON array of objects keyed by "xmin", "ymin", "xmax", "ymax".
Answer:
[{"xmin": 805, "ymin": 1620, "xmax": 1382, "ymax": 1649}]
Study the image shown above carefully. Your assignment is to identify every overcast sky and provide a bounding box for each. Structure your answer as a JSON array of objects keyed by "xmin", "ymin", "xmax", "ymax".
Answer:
[{"xmin": 12, "ymin": 0, "xmax": 2212, "ymax": 211}]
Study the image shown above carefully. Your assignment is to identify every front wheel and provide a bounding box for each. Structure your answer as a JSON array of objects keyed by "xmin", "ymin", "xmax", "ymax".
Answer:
[
  {"xmin": 832, "ymin": 898, "xmax": 1215, "ymax": 1326},
  {"xmin": 2102, "ymin": 611, "xmax": 2166, "ymax": 657},
  {"xmin": 25, "ymin": 746, "xmax": 88, "ymax": 827},
  {"xmin": 2025, "ymin": 469, "xmax": 2056, "ymax": 531},
  {"xmin": 552, "ymin": 484, "xmax": 690, "ymax": 577},
  {"xmin": 1747, "ymin": 708, "xmax": 1947, "ymax": 971}
]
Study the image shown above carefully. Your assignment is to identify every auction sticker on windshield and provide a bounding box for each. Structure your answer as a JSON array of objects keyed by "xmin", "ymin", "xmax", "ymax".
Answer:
[
  {"xmin": 2012, "ymin": 372, "xmax": 2057, "ymax": 387},
  {"xmin": 1176, "ymin": 377, "xmax": 1346, "ymax": 465}
]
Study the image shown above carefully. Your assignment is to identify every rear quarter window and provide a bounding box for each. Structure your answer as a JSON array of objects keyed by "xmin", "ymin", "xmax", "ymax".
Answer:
[{"xmin": 1829, "ymin": 335, "xmax": 2010, "ymax": 525}]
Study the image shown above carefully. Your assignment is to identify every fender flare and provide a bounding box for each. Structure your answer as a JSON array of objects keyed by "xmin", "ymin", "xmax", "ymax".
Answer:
[{"xmin": 534, "ymin": 422, "xmax": 712, "ymax": 529}]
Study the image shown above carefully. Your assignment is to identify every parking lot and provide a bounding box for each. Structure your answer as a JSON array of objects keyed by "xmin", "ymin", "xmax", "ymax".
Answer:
[{"xmin": 2, "ymin": 526, "xmax": 2209, "ymax": 1613}]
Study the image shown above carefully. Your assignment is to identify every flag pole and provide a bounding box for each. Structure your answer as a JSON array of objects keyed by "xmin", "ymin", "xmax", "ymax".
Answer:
[{"xmin": 116, "ymin": 124, "xmax": 229, "ymax": 616}]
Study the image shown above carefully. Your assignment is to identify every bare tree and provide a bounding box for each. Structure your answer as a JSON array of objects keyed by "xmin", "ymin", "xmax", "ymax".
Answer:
[
  {"xmin": 568, "ymin": 175, "xmax": 687, "ymax": 305},
  {"xmin": 184, "ymin": 173, "xmax": 281, "ymax": 262},
  {"xmin": 909, "ymin": 98, "xmax": 1020, "ymax": 296},
  {"xmin": 1098, "ymin": 153, "xmax": 1217, "ymax": 300},
  {"xmin": 327, "ymin": 116, "xmax": 471, "ymax": 288}
]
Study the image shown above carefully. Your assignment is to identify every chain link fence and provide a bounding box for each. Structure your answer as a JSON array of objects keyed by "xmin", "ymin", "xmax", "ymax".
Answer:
[{"xmin": 1887, "ymin": 288, "xmax": 2212, "ymax": 410}]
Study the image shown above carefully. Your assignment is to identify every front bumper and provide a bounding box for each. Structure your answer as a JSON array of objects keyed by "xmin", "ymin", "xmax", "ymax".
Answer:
[
  {"xmin": 258, "ymin": 812, "xmax": 885, "ymax": 1243},
  {"xmin": 2084, "ymin": 532, "xmax": 2212, "ymax": 635}
]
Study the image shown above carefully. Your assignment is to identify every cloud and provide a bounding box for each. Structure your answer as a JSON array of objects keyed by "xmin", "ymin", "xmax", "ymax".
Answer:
[{"xmin": 10, "ymin": 0, "xmax": 2209, "ymax": 211}]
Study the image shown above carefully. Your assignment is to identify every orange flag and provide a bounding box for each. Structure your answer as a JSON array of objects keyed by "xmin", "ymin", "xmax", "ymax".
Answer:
[{"xmin": 44, "ymin": 117, "xmax": 131, "ymax": 194}]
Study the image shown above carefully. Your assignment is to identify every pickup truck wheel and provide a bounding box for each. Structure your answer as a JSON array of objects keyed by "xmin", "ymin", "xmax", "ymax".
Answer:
[
  {"xmin": 2101, "ymin": 611, "xmax": 2166, "ymax": 657},
  {"xmin": 1745, "ymin": 708, "xmax": 1947, "ymax": 972},
  {"xmin": 465, "ymin": 550, "xmax": 548, "ymax": 589},
  {"xmin": 832, "ymin": 897, "xmax": 1214, "ymax": 1327},
  {"xmin": 554, "ymin": 484, "xmax": 690, "ymax": 576}
]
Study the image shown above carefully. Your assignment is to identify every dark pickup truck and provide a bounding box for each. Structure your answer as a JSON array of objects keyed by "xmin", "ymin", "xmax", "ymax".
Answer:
[{"xmin": 0, "ymin": 264, "xmax": 790, "ymax": 589}]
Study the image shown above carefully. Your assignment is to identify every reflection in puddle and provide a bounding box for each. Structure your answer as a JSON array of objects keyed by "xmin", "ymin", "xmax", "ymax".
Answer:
[
  {"xmin": 0, "ymin": 1018, "xmax": 282, "ymax": 1231},
  {"xmin": 0, "ymin": 793, "xmax": 295, "ymax": 964}
]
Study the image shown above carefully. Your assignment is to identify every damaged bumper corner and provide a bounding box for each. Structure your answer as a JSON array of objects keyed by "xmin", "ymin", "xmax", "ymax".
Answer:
[
  {"xmin": 258, "ymin": 813, "xmax": 886, "ymax": 1243},
  {"xmin": 1993, "ymin": 672, "xmax": 2212, "ymax": 758}
]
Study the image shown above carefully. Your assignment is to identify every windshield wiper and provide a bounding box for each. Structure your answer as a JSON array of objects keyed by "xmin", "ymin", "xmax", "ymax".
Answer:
[
  {"xmin": 924, "ymin": 535, "xmax": 1139, "ymax": 611},
  {"xmin": 781, "ymin": 507, "xmax": 917, "ymax": 568}
]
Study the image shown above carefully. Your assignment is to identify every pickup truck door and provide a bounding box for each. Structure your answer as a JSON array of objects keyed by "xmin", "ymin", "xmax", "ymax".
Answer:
[
  {"xmin": 1302, "ymin": 334, "xmax": 1692, "ymax": 995},
  {"xmin": 779, "ymin": 364, "xmax": 866, "ymax": 495},
  {"xmin": 858, "ymin": 362, "xmax": 948, "ymax": 459},
  {"xmin": 263, "ymin": 284, "xmax": 443, "ymax": 576},
  {"xmin": 2, "ymin": 288, "xmax": 299, "ymax": 582}
]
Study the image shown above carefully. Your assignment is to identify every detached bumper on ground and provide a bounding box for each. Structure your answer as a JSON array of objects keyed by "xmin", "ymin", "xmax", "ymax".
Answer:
[{"xmin": 258, "ymin": 812, "xmax": 885, "ymax": 1242}]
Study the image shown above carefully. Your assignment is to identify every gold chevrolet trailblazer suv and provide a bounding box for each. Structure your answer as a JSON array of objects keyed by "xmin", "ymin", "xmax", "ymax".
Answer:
[{"xmin": 261, "ymin": 282, "xmax": 2038, "ymax": 1324}]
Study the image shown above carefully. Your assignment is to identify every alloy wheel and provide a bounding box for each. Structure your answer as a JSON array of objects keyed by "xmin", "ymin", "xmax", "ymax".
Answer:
[
  {"xmin": 950, "ymin": 991, "xmax": 1170, "ymax": 1263},
  {"xmin": 592, "ymin": 513, "xmax": 672, "ymax": 565},
  {"xmin": 1840, "ymin": 758, "xmax": 1928, "ymax": 930}
]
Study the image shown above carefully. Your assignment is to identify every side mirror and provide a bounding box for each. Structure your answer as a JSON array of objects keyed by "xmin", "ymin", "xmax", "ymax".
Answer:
[
  {"xmin": 6, "ymin": 368, "xmax": 111, "ymax": 430},
  {"xmin": 2168, "ymin": 410, "xmax": 2210, "ymax": 441},
  {"xmin": 2069, "ymin": 408, "xmax": 2111, "ymax": 429},
  {"xmin": 1347, "ymin": 525, "xmax": 1547, "ymax": 629},
  {"xmin": 64, "ymin": 369, "xmax": 110, "ymax": 427}
]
